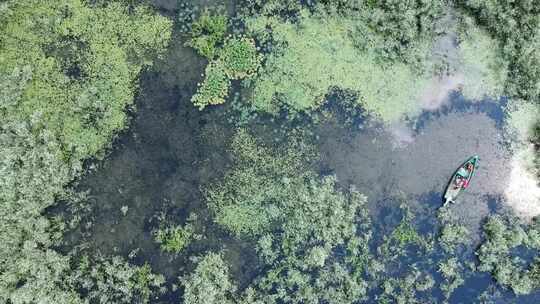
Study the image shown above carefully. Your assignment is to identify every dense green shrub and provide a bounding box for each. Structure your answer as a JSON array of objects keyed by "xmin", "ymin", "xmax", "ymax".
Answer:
[
  {"xmin": 72, "ymin": 256, "xmax": 166, "ymax": 304},
  {"xmin": 477, "ymin": 215, "xmax": 540, "ymax": 294},
  {"xmin": 182, "ymin": 252, "xmax": 237, "ymax": 304},
  {"xmin": 219, "ymin": 36, "xmax": 261, "ymax": 79},
  {"xmin": 204, "ymin": 129, "xmax": 372, "ymax": 303},
  {"xmin": 186, "ymin": 9, "xmax": 228, "ymax": 59},
  {"xmin": 192, "ymin": 62, "xmax": 231, "ymax": 109},
  {"xmin": 0, "ymin": 1, "xmax": 172, "ymax": 302}
]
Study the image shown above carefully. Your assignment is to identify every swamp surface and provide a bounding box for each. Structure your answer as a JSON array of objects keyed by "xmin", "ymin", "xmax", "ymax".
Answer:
[{"xmin": 63, "ymin": 1, "xmax": 540, "ymax": 303}]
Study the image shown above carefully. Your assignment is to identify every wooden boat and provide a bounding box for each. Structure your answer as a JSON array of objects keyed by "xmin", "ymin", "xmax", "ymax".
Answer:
[{"xmin": 443, "ymin": 155, "xmax": 479, "ymax": 205}]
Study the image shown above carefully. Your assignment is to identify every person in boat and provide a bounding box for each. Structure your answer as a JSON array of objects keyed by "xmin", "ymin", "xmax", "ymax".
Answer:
[
  {"xmin": 454, "ymin": 163, "xmax": 473, "ymax": 189},
  {"xmin": 454, "ymin": 176, "xmax": 465, "ymax": 189}
]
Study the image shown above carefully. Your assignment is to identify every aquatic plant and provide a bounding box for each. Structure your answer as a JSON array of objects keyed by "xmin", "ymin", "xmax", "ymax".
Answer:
[
  {"xmin": 154, "ymin": 224, "xmax": 194, "ymax": 254},
  {"xmin": 457, "ymin": 0, "xmax": 540, "ymax": 102},
  {"xmin": 189, "ymin": 33, "xmax": 261, "ymax": 110},
  {"xmin": 177, "ymin": 2, "xmax": 198, "ymax": 34},
  {"xmin": 377, "ymin": 269, "xmax": 435, "ymax": 303},
  {"xmin": 0, "ymin": 0, "xmax": 171, "ymax": 301},
  {"xmin": 191, "ymin": 62, "xmax": 231, "ymax": 110},
  {"xmin": 477, "ymin": 214, "xmax": 540, "ymax": 294},
  {"xmin": 391, "ymin": 219, "xmax": 423, "ymax": 247},
  {"xmin": 71, "ymin": 256, "xmax": 166, "ymax": 304},
  {"xmin": 219, "ymin": 36, "xmax": 261, "ymax": 79},
  {"xmin": 186, "ymin": 9, "xmax": 228, "ymax": 59},
  {"xmin": 438, "ymin": 257, "xmax": 466, "ymax": 298},
  {"xmin": 378, "ymin": 205, "xmax": 432, "ymax": 261},
  {"xmin": 348, "ymin": 0, "xmax": 444, "ymax": 65},
  {"xmin": 504, "ymin": 99, "xmax": 540, "ymax": 146},
  {"xmin": 239, "ymin": 0, "xmax": 444, "ymax": 66},
  {"xmin": 243, "ymin": 176, "xmax": 371, "ymax": 303},
  {"xmin": 205, "ymin": 128, "xmax": 315, "ymax": 236},
  {"xmin": 456, "ymin": 16, "xmax": 508, "ymax": 100},
  {"xmin": 438, "ymin": 223, "xmax": 469, "ymax": 253},
  {"xmin": 245, "ymin": 10, "xmax": 432, "ymax": 122},
  {"xmin": 181, "ymin": 252, "xmax": 237, "ymax": 304},
  {"xmin": 437, "ymin": 206, "xmax": 470, "ymax": 253},
  {"xmin": 204, "ymin": 129, "xmax": 372, "ymax": 303}
]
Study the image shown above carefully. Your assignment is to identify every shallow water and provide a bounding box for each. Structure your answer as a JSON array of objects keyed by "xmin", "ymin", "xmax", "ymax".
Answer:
[
  {"xmin": 317, "ymin": 97, "xmax": 511, "ymax": 239},
  {"xmin": 63, "ymin": 2, "xmax": 540, "ymax": 302}
]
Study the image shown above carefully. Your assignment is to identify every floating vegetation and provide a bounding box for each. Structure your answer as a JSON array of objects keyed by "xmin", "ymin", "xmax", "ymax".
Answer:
[
  {"xmin": 245, "ymin": 10, "xmax": 432, "ymax": 122},
  {"xmin": 477, "ymin": 214, "xmax": 540, "ymax": 294},
  {"xmin": 456, "ymin": 16, "xmax": 508, "ymax": 101},
  {"xmin": 3, "ymin": 0, "xmax": 540, "ymax": 303},
  {"xmin": 188, "ymin": 13, "xmax": 261, "ymax": 110}
]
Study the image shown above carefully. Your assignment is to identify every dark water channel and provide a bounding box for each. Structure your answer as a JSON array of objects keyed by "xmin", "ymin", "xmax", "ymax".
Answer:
[
  {"xmin": 64, "ymin": 26, "xmax": 260, "ymax": 287},
  {"xmin": 62, "ymin": 2, "xmax": 540, "ymax": 303}
]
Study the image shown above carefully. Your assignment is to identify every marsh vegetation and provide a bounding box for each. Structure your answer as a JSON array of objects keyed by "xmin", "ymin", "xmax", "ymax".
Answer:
[{"xmin": 1, "ymin": 0, "xmax": 539, "ymax": 303}]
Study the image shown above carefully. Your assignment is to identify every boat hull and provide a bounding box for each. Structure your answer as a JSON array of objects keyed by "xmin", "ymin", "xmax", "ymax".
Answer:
[{"xmin": 443, "ymin": 155, "xmax": 479, "ymax": 205}]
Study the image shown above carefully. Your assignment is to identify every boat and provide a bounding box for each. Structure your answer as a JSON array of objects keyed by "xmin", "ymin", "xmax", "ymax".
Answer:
[{"xmin": 443, "ymin": 155, "xmax": 479, "ymax": 205}]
